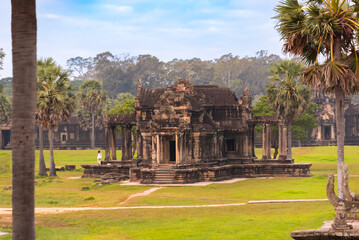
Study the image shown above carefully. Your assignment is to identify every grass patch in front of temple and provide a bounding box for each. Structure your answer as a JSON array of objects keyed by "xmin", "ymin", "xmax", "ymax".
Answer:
[{"xmin": 24, "ymin": 201, "xmax": 333, "ymax": 240}]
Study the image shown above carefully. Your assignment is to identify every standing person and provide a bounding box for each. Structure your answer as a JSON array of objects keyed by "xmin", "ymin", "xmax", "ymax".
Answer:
[{"xmin": 97, "ymin": 150, "xmax": 102, "ymax": 165}]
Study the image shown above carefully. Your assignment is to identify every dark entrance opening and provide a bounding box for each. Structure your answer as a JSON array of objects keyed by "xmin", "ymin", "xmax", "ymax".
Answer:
[
  {"xmin": 2, "ymin": 130, "xmax": 11, "ymax": 149},
  {"xmin": 169, "ymin": 140, "xmax": 176, "ymax": 162},
  {"xmin": 324, "ymin": 126, "xmax": 331, "ymax": 140}
]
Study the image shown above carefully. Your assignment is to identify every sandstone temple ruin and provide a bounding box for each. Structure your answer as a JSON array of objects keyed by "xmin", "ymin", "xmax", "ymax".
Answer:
[{"xmin": 82, "ymin": 79, "xmax": 311, "ymax": 183}]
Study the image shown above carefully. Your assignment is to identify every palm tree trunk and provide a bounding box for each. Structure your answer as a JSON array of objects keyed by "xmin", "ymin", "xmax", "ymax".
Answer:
[
  {"xmin": 38, "ymin": 126, "xmax": 47, "ymax": 176},
  {"xmin": 91, "ymin": 112, "xmax": 95, "ymax": 149},
  {"xmin": 335, "ymin": 87, "xmax": 345, "ymax": 199},
  {"xmin": 333, "ymin": 36, "xmax": 345, "ymax": 199},
  {"xmin": 49, "ymin": 128, "xmax": 56, "ymax": 176},
  {"xmin": 287, "ymin": 119, "xmax": 292, "ymax": 160},
  {"xmin": 11, "ymin": 0, "xmax": 37, "ymax": 239}
]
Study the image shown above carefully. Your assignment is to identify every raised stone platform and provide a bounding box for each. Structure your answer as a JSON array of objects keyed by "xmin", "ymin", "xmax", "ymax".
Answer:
[
  {"xmin": 291, "ymin": 220, "xmax": 359, "ymax": 240},
  {"xmin": 81, "ymin": 159, "xmax": 311, "ymax": 184}
]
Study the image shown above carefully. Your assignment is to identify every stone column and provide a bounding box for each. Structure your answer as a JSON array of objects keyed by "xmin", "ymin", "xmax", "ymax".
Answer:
[
  {"xmin": 251, "ymin": 126, "xmax": 256, "ymax": 158},
  {"xmin": 243, "ymin": 134, "xmax": 249, "ymax": 157},
  {"xmin": 331, "ymin": 124, "xmax": 335, "ymax": 140},
  {"xmin": 111, "ymin": 127, "xmax": 117, "ymax": 160},
  {"xmin": 266, "ymin": 124, "xmax": 271, "ymax": 159},
  {"xmin": 151, "ymin": 135, "xmax": 157, "ymax": 166},
  {"xmin": 136, "ymin": 131, "xmax": 143, "ymax": 159},
  {"xmin": 262, "ymin": 124, "xmax": 268, "ymax": 159},
  {"xmin": 317, "ymin": 126, "xmax": 322, "ymax": 140},
  {"xmin": 176, "ymin": 134, "xmax": 180, "ymax": 164},
  {"xmin": 126, "ymin": 126, "xmax": 133, "ymax": 160},
  {"xmin": 278, "ymin": 123, "xmax": 287, "ymax": 160},
  {"xmin": 105, "ymin": 126, "xmax": 111, "ymax": 161},
  {"xmin": 283, "ymin": 125, "xmax": 287, "ymax": 157},
  {"xmin": 194, "ymin": 134, "xmax": 200, "ymax": 161},
  {"xmin": 156, "ymin": 134, "xmax": 160, "ymax": 164}
]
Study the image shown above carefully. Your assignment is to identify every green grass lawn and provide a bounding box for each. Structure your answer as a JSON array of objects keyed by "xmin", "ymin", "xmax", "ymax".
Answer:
[{"xmin": 0, "ymin": 146, "xmax": 358, "ymax": 239}]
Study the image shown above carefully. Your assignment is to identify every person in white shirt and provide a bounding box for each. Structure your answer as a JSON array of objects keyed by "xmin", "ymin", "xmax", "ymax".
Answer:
[{"xmin": 97, "ymin": 150, "xmax": 102, "ymax": 165}]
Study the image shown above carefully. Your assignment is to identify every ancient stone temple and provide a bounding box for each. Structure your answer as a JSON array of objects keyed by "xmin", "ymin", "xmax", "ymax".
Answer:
[{"xmin": 82, "ymin": 79, "xmax": 311, "ymax": 184}]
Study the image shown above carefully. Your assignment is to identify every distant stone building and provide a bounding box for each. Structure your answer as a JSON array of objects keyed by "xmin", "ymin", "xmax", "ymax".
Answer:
[
  {"xmin": 306, "ymin": 89, "xmax": 359, "ymax": 146},
  {"xmin": 82, "ymin": 79, "xmax": 311, "ymax": 184},
  {"xmin": 0, "ymin": 116, "xmax": 109, "ymax": 150}
]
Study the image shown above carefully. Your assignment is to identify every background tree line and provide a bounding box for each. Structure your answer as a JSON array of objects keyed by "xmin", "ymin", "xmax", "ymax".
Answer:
[{"xmin": 65, "ymin": 50, "xmax": 281, "ymax": 101}]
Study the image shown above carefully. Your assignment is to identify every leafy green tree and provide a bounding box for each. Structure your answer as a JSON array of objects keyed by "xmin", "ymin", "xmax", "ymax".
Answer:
[
  {"xmin": 292, "ymin": 103, "xmax": 320, "ymax": 142},
  {"xmin": 266, "ymin": 59, "xmax": 311, "ymax": 160},
  {"xmin": 36, "ymin": 58, "xmax": 76, "ymax": 176},
  {"xmin": 274, "ymin": 0, "xmax": 359, "ymax": 197},
  {"xmin": 0, "ymin": 48, "xmax": 5, "ymax": 72},
  {"xmin": 108, "ymin": 99, "xmax": 136, "ymax": 154},
  {"xmin": 77, "ymin": 79, "xmax": 107, "ymax": 149},
  {"xmin": 0, "ymin": 84, "xmax": 11, "ymax": 124},
  {"xmin": 11, "ymin": 0, "xmax": 37, "ymax": 238},
  {"xmin": 0, "ymin": 77, "xmax": 13, "ymax": 97}
]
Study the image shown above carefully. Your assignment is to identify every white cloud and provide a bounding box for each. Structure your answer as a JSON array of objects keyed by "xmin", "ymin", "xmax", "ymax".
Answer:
[{"xmin": 102, "ymin": 4, "xmax": 133, "ymax": 13}]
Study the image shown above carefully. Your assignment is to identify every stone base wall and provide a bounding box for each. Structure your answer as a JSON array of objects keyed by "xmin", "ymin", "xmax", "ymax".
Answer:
[
  {"xmin": 130, "ymin": 162, "xmax": 312, "ymax": 184},
  {"xmin": 82, "ymin": 160, "xmax": 133, "ymax": 178}
]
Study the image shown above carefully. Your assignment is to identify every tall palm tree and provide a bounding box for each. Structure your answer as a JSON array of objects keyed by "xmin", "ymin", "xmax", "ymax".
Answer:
[
  {"xmin": 37, "ymin": 58, "xmax": 75, "ymax": 176},
  {"xmin": 266, "ymin": 59, "xmax": 311, "ymax": 160},
  {"xmin": 274, "ymin": 0, "xmax": 359, "ymax": 198},
  {"xmin": 11, "ymin": 0, "xmax": 37, "ymax": 239},
  {"xmin": 77, "ymin": 79, "xmax": 107, "ymax": 149}
]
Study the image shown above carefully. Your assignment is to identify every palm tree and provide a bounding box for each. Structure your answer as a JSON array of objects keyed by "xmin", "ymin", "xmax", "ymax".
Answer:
[
  {"xmin": 274, "ymin": 0, "xmax": 359, "ymax": 198},
  {"xmin": 77, "ymin": 79, "xmax": 107, "ymax": 149},
  {"xmin": 11, "ymin": 0, "xmax": 37, "ymax": 239},
  {"xmin": 37, "ymin": 58, "xmax": 75, "ymax": 176},
  {"xmin": 266, "ymin": 59, "xmax": 311, "ymax": 160}
]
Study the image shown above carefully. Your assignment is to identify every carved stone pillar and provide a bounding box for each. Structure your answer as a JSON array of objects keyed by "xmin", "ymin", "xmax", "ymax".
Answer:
[
  {"xmin": 111, "ymin": 127, "xmax": 117, "ymax": 160},
  {"xmin": 331, "ymin": 124, "xmax": 335, "ymax": 140},
  {"xmin": 194, "ymin": 134, "xmax": 201, "ymax": 161},
  {"xmin": 156, "ymin": 134, "xmax": 160, "ymax": 164},
  {"xmin": 126, "ymin": 126, "xmax": 133, "ymax": 160},
  {"xmin": 176, "ymin": 134, "xmax": 181, "ymax": 164},
  {"xmin": 251, "ymin": 125, "xmax": 256, "ymax": 158},
  {"xmin": 151, "ymin": 135, "xmax": 157, "ymax": 166},
  {"xmin": 121, "ymin": 127, "xmax": 127, "ymax": 160},
  {"xmin": 121, "ymin": 126, "xmax": 132, "ymax": 160},
  {"xmin": 243, "ymin": 134, "xmax": 249, "ymax": 157},
  {"xmin": 278, "ymin": 122, "xmax": 287, "ymax": 160},
  {"xmin": 105, "ymin": 126, "xmax": 111, "ymax": 161},
  {"xmin": 266, "ymin": 124, "xmax": 271, "ymax": 159},
  {"xmin": 317, "ymin": 126, "xmax": 322, "ymax": 140},
  {"xmin": 136, "ymin": 131, "xmax": 143, "ymax": 159},
  {"xmin": 262, "ymin": 124, "xmax": 269, "ymax": 159}
]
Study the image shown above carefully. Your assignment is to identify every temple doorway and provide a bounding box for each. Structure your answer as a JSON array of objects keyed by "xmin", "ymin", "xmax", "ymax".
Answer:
[
  {"xmin": 324, "ymin": 126, "xmax": 331, "ymax": 140},
  {"xmin": 170, "ymin": 140, "xmax": 176, "ymax": 162},
  {"xmin": 2, "ymin": 130, "xmax": 10, "ymax": 149}
]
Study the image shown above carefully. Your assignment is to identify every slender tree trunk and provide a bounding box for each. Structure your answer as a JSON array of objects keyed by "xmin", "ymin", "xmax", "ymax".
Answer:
[
  {"xmin": 11, "ymin": 0, "xmax": 37, "ymax": 239},
  {"xmin": 91, "ymin": 112, "xmax": 95, "ymax": 149},
  {"xmin": 333, "ymin": 36, "xmax": 345, "ymax": 199},
  {"xmin": 335, "ymin": 87, "xmax": 345, "ymax": 199},
  {"xmin": 49, "ymin": 128, "xmax": 56, "ymax": 176},
  {"xmin": 287, "ymin": 119, "xmax": 293, "ymax": 160},
  {"xmin": 38, "ymin": 126, "xmax": 47, "ymax": 176}
]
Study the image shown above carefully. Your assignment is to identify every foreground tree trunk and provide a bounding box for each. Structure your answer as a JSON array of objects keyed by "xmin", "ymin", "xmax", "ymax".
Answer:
[
  {"xmin": 38, "ymin": 126, "xmax": 47, "ymax": 176},
  {"xmin": 335, "ymin": 87, "xmax": 345, "ymax": 199},
  {"xmin": 49, "ymin": 128, "xmax": 56, "ymax": 176},
  {"xmin": 287, "ymin": 119, "xmax": 292, "ymax": 160},
  {"xmin": 91, "ymin": 112, "xmax": 95, "ymax": 149},
  {"xmin": 11, "ymin": 0, "xmax": 37, "ymax": 239},
  {"xmin": 334, "ymin": 37, "xmax": 345, "ymax": 199}
]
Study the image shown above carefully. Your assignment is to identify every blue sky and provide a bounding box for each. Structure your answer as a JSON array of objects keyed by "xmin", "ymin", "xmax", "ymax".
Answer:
[{"xmin": 0, "ymin": 0, "xmax": 284, "ymax": 78}]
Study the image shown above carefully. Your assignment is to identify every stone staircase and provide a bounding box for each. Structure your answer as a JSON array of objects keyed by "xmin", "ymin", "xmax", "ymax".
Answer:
[{"xmin": 153, "ymin": 164, "xmax": 175, "ymax": 184}]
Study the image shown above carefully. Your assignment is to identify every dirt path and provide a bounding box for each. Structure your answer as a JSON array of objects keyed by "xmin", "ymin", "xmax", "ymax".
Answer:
[
  {"xmin": 120, "ymin": 187, "xmax": 162, "ymax": 204},
  {"xmin": 0, "ymin": 199, "xmax": 328, "ymax": 215}
]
